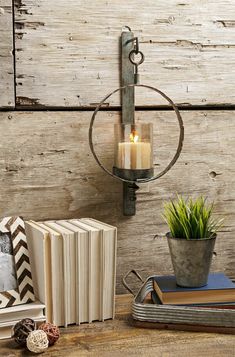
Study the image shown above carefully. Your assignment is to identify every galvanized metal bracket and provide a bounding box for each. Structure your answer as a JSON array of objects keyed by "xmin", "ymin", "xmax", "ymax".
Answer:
[
  {"xmin": 121, "ymin": 30, "xmax": 139, "ymax": 216},
  {"xmin": 121, "ymin": 30, "xmax": 135, "ymax": 123}
]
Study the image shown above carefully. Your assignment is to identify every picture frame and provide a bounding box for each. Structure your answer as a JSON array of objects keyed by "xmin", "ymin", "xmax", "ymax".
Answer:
[{"xmin": 0, "ymin": 216, "xmax": 35, "ymax": 308}]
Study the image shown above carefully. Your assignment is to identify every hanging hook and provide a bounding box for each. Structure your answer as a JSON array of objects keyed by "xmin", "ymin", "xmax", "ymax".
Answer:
[
  {"xmin": 126, "ymin": 37, "xmax": 139, "ymax": 53},
  {"xmin": 122, "ymin": 25, "xmax": 132, "ymax": 32},
  {"xmin": 128, "ymin": 38, "xmax": 144, "ymax": 84},
  {"xmin": 134, "ymin": 37, "xmax": 139, "ymax": 54},
  {"xmin": 129, "ymin": 49, "xmax": 145, "ymax": 66},
  {"xmin": 126, "ymin": 36, "xmax": 145, "ymax": 66}
]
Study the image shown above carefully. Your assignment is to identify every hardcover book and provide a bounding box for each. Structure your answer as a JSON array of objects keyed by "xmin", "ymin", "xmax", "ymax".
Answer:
[
  {"xmin": 153, "ymin": 273, "xmax": 235, "ymax": 305},
  {"xmin": 151, "ymin": 290, "xmax": 235, "ymax": 309},
  {"xmin": 80, "ymin": 218, "xmax": 117, "ymax": 320},
  {"xmin": 25, "ymin": 221, "xmax": 53, "ymax": 322},
  {"xmin": 34, "ymin": 222, "xmax": 65, "ymax": 327},
  {"xmin": 58, "ymin": 220, "xmax": 89, "ymax": 325},
  {"xmin": 71, "ymin": 220, "xmax": 102, "ymax": 323}
]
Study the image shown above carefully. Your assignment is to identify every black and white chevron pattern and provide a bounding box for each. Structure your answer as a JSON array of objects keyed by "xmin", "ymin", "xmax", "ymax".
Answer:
[{"xmin": 0, "ymin": 216, "xmax": 35, "ymax": 308}]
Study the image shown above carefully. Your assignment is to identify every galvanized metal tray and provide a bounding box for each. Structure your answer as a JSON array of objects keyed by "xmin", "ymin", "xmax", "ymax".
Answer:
[{"xmin": 122, "ymin": 270, "xmax": 235, "ymax": 331}]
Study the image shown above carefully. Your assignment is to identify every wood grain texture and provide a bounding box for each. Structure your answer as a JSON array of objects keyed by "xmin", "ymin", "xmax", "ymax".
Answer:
[
  {"xmin": 14, "ymin": 0, "xmax": 235, "ymax": 107},
  {"xmin": 0, "ymin": 0, "xmax": 14, "ymax": 108},
  {"xmin": 1, "ymin": 295, "xmax": 235, "ymax": 356},
  {"xmin": 0, "ymin": 110, "xmax": 234, "ymax": 293}
]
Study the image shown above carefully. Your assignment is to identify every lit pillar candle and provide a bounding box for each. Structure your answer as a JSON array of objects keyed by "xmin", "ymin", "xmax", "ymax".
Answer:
[{"xmin": 117, "ymin": 131, "xmax": 151, "ymax": 170}]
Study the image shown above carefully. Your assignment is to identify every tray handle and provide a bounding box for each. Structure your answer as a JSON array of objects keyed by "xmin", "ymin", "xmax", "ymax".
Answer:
[{"xmin": 122, "ymin": 269, "xmax": 144, "ymax": 296}]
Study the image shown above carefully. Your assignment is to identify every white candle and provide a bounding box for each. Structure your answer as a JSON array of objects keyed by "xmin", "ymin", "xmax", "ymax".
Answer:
[{"xmin": 117, "ymin": 141, "xmax": 151, "ymax": 170}]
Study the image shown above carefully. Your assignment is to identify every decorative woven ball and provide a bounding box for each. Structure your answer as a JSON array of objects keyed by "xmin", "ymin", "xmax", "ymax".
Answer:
[
  {"xmin": 26, "ymin": 330, "xmax": 49, "ymax": 354},
  {"xmin": 38, "ymin": 322, "xmax": 60, "ymax": 346},
  {"xmin": 12, "ymin": 318, "xmax": 36, "ymax": 346}
]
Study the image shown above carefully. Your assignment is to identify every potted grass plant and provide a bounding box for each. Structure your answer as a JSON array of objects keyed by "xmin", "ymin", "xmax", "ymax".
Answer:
[{"xmin": 163, "ymin": 196, "xmax": 223, "ymax": 288}]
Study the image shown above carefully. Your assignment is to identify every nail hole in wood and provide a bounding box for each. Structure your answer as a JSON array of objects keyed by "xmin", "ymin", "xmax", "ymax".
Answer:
[{"xmin": 209, "ymin": 171, "xmax": 217, "ymax": 179}]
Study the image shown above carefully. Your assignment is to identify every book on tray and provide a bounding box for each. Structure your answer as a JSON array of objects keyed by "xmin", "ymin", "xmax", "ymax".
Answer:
[
  {"xmin": 152, "ymin": 272, "xmax": 235, "ymax": 307},
  {"xmin": 25, "ymin": 218, "xmax": 117, "ymax": 327}
]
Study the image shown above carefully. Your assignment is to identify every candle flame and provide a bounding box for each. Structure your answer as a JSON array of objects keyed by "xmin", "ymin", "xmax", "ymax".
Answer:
[{"xmin": 130, "ymin": 130, "xmax": 139, "ymax": 143}]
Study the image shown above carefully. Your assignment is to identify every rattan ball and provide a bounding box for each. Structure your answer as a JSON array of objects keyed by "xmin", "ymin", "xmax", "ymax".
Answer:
[
  {"xmin": 26, "ymin": 330, "xmax": 49, "ymax": 353},
  {"xmin": 38, "ymin": 322, "xmax": 60, "ymax": 346},
  {"xmin": 12, "ymin": 318, "xmax": 36, "ymax": 346}
]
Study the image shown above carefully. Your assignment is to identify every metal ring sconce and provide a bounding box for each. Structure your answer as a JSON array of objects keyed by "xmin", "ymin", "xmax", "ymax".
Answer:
[{"xmin": 89, "ymin": 83, "xmax": 184, "ymax": 184}]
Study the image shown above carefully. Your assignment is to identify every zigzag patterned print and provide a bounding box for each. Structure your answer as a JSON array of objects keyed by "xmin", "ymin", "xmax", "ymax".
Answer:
[{"xmin": 0, "ymin": 216, "xmax": 35, "ymax": 308}]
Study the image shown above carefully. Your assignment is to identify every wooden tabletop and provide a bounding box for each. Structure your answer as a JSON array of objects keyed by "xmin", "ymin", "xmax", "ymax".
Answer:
[{"xmin": 0, "ymin": 295, "xmax": 234, "ymax": 357}]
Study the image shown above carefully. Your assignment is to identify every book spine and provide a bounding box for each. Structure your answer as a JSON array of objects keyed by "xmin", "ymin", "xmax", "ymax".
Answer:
[
  {"xmin": 50, "ymin": 238, "xmax": 58, "ymax": 326},
  {"xmin": 76, "ymin": 234, "xmax": 80, "ymax": 325},
  {"xmin": 100, "ymin": 230, "xmax": 104, "ymax": 322},
  {"xmin": 63, "ymin": 236, "xmax": 69, "ymax": 327},
  {"xmin": 112, "ymin": 228, "xmax": 117, "ymax": 319},
  {"xmin": 88, "ymin": 231, "xmax": 92, "ymax": 323},
  {"xmin": 85, "ymin": 233, "xmax": 89, "ymax": 323},
  {"xmin": 45, "ymin": 236, "xmax": 53, "ymax": 323}
]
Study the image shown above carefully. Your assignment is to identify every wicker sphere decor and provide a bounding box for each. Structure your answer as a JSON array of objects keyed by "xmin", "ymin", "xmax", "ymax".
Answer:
[
  {"xmin": 38, "ymin": 322, "xmax": 60, "ymax": 345},
  {"xmin": 12, "ymin": 318, "xmax": 36, "ymax": 346},
  {"xmin": 26, "ymin": 330, "xmax": 49, "ymax": 354}
]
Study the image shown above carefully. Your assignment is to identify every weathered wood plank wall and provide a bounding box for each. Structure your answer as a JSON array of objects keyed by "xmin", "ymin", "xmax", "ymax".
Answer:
[
  {"xmin": 0, "ymin": 111, "xmax": 234, "ymax": 292},
  {"xmin": 0, "ymin": 0, "xmax": 14, "ymax": 107},
  {"xmin": 0, "ymin": 1, "xmax": 234, "ymax": 293},
  {"xmin": 14, "ymin": 0, "xmax": 235, "ymax": 107}
]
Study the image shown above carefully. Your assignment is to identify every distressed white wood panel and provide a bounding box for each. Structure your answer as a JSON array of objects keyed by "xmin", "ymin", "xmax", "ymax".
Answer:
[
  {"xmin": 15, "ymin": 0, "xmax": 235, "ymax": 107},
  {"xmin": 0, "ymin": 0, "xmax": 14, "ymax": 107},
  {"xmin": 0, "ymin": 110, "xmax": 234, "ymax": 292}
]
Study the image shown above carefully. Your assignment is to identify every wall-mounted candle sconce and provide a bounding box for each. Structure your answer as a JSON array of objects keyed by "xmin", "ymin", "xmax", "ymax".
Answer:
[{"xmin": 89, "ymin": 27, "xmax": 184, "ymax": 216}]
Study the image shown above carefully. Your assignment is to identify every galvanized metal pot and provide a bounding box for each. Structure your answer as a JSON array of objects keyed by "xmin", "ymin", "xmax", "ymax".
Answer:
[{"xmin": 166, "ymin": 233, "xmax": 216, "ymax": 288}]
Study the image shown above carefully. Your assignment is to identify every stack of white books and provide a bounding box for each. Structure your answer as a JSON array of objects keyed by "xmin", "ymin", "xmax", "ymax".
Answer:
[
  {"xmin": 25, "ymin": 218, "xmax": 117, "ymax": 327},
  {"xmin": 0, "ymin": 301, "xmax": 46, "ymax": 340}
]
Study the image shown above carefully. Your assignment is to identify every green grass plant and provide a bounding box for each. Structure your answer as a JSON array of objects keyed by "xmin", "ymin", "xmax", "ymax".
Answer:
[{"xmin": 163, "ymin": 196, "xmax": 223, "ymax": 239}]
